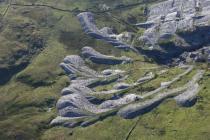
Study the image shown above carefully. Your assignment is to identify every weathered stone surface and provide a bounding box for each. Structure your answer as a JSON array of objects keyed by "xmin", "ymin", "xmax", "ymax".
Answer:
[
  {"xmin": 50, "ymin": 116, "xmax": 83, "ymax": 126},
  {"xmin": 174, "ymin": 70, "xmax": 205, "ymax": 107},
  {"xmin": 118, "ymin": 86, "xmax": 186, "ymax": 119},
  {"xmin": 52, "ymin": 1, "xmax": 209, "ymax": 126},
  {"xmin": 82, "ymin": 46, "xmax": 133, "ymax": 65},
  {"xmin": 178, "ymin": 46, "xmax": 210, "ymax": 63},
  {"xmin": 118, "ymin": 69, "xmax": 204, "ymax": 119},
  {"xmin": 56, "ymin": 93, "xmax": 109, "ymax": 116},
  {"xmin": 60, "ymin": 55, "xmax": 99, "ymax": 77},
  {"xmin": 57, "ymin": 93, "xmax": 141, "ymax": 118},
  {"xmin": 99, "ymin": 94, "xmax": 141, "ymax": 109},
  {"xmin": 137, "ymin": 72, "xmax": 155, "ymax": 83},
  {"xmin": 102, "ymin": 69, "xmax": 125, "ymax": 76},
  {"xmin": 175, "ymin": 83, "xmax": 200, "ymax": 107},
  {"xmin": 137, "ymin": 0, "xmax": 210, "ymax": 61},
  {"xmin": 61, "ymin": 84, "xmax": 93, "ymax": 96},
  {"xmin": 113, "ymin": 83, "xmax": 131, "ymax": 90},
  {"xmin": 77, "ymin": 12, "xmax": 137, "ymax": 52}
]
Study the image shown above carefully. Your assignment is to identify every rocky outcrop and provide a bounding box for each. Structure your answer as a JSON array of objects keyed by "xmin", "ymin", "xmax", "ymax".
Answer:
[
  {"xmin": 113, "ymin": 83, "xmax": 131, "ymax": 90},
  {"xmin": 118, "ymin": 70, "xmax": 204, "ymax": 119},
  {"xmin": 177, "ymin": 46, "xmax": 210, "ymax": 63},
  {"xmin": 52, "ymin": 1, "xmax": 208, "ymax": 126},
  {"xmin": 118, "ymin": 86, "xmax": 186, "ymax": 119},
  {"xmin": 51, "ymin": 54, "xmax": 139, "ymax": 126},
  {"xmin": 77, "ymin": 12, "xmax": 137, "ymax": 52},
  {"xmin": 81, "ymin": 46, "xmax": 133, "ymax": 65},
  {"xmin": 60, "ymin": 55, "xmax": 99, "ymax": 78},
  {"xmin": 52, "ymin": 53, "xmax": 204, "ymax": 127},
  {"xmin": 137, "ymin": 72, "xmax": 155, "ymax": 83},
  {"xmin": 56, "ymin": 92, "xmax": 140, "ymax": 118},
  {"xmin": 136, "ymin": 0, "xmax": 210, "ymax": 62},
  {"xmin": 90, "ymin": 72, "xmax": 155, "ymax": 96},
  {"xmin": 98, "ymin": 94, "xmax": 140, "ymax": 109},
  {"xmin": 175, "ymin": 70, "xmax": 204, "ymax": 107},
  {"xmin": 175, "ymin": 83, "xmax": 200, "ymax": 107}
]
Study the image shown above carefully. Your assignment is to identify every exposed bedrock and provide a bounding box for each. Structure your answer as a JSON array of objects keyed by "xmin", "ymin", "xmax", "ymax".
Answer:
[
  {"xmin": 113, "ymin": 83, "xmax": 131, "ymax": 90},
  {"xmin": 90, "ymin": 72, "xmax": 155, "ymax": 96},
  {"xmin": 137, "ymin": 72, "xmax": 155, "ymax": 83},
  {"xmin": 174, "ymin": 70, "xmax": 205, "ymax": 107},
  {"xmin": 118, "ymin": 87, "xmax": 186, "ymax": 119},
  {"xmin": 175, "ymin": 83, "xmax": 200, "ymax": 107},
  {"xmin": 50, "ymin": 116, "xmax": 84, "ymax": 127},
  {"xmin": 56, "ymin": 93, "xmax": 140, "ymax": 118},
  {"xmin": 61, "ymin": 84, "xmax": 93, "ymax": 96},
  {"xmin": 60, "ymin": 55, "xmax": 99, "ymax": 78},
  {"xmin": 177, "ymin": 46, "xmax": 210, "ymax": 63},
  {"xmin": 136, "ymin": 0, "xmax": 210, "ymax": 63},
  {"xmin": 81, "ymin": 46, "xmax": 133, "ymax": 65},
  {"xmin": 77, "ymin": 12, "xmax": 137, "ymax": 52},
  {"xmin": 118, "ymin": 70, "xmax": 204, "ymax": 119}
]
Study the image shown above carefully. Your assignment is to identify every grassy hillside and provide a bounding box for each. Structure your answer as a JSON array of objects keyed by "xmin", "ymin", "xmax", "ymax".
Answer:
[{"xmin": 0, "ymin": 0, "xmax": 209, "ymax": 140}]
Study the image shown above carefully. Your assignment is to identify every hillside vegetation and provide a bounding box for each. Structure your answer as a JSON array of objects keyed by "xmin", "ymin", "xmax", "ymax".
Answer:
[{"xmin": 0, "ymin": 0, "xmax": 209, "ymax": 140}]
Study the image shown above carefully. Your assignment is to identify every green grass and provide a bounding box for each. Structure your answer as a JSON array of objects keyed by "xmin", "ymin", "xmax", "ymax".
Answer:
[
  {"xmin": 16, "ymin": 40, "xmax": 68, "ymax": 86},
  {"xmin": 0, "ymin": 0, "xmax": 210, "ymax": 140},
  {"xmin": 41, "ymin": 116, "xmax": 138, "ymax": 140}
]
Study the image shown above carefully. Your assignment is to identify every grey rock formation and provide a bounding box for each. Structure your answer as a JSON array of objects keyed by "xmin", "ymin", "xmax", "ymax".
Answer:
[
  {"xmin": 77, "ymin": 12, "xmax": 137, "ymax": 52},
  {"xmin": 50, "ymin": 116, "xmax": 84, "ymax": 126},
  {"xmin": 118, "ymin": 86, "xmax": 186, "ymax": 119},
  {"xmin": 174, "ymin": 70, "xmax": 204, "ymax": 107},
  {"xmin": 102, "ymin": 69, "xmax": 125, "ymax": 76},
  {"xmin": 51, "ymin": 1, "xmax": 210, "ymax": 126},
  {"xmin": 82, "ymin": 46, "xmax": 133, "ymax": 65},
  {"xmin": 118, "ymin": 67, "xmax": 204, "ymax": 119},
  {"xmin": 57, "ymin": 93, "xmax": 141, "ymax": 118},
  {"xmin": 136, "ymin": 0, "xmax": 210, "ymax": 61},
  {"xmin": 60, "ymin": 55, "xmax": 99, "ymax": 78},
  {"xmin": 113, "ymin": 83, "xmax": 131, "ymax": 90},
  {"xmin": 53, "ymin": 53, "xmax": 139, "ymax": 123},
  {"xmin": 118, "ymin": 69, "xmax": 204, "ymax": 119},
  {"xmin": 98, "ymin": 94, "xmax": 141, "ymax": 109},
  {"xmin": 90, "ymin": 72, "xmax": 156, "ymax": 96},
  {"xmin": 61, "ymin": 84, "xmax": 93, "ymax": 96},
  {"xmin": 137, "ymin": 72, "xmax": 155, "ymax": 83},
  {"xmin": 175, "ymin": 83, "xmax": 200, "ymax": 107},
  {"xmin": 178, "ymin": 46, "xmax": 210, "ymax": 63},
  {"xmin": 56, "ymin": 93, "xmax": 109, "ymax": 117}
]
